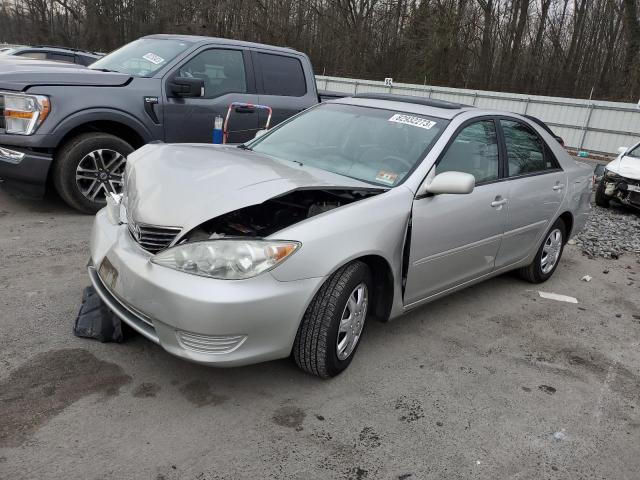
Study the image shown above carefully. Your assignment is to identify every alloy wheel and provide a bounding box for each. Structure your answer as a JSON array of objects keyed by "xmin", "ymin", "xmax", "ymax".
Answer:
[
  {"xmin": 75, "ymin": 149, "xmax": 126, "ymax": 202},
  {"xmin": 336, "ymin": 282, "xmax": 369, "ymax": 360}
]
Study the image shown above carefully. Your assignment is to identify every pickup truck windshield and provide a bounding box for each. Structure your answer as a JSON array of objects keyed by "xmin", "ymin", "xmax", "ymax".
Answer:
[
  {"xmin": 250, "ymin": 103, "xmax": 448, "ymax": 187},
  {"xmin": 89, "ymin": 38, "xmax": 193, "ymax": 77}
]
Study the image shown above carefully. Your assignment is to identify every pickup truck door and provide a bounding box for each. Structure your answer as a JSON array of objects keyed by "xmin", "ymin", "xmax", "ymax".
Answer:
[
  {"xmin": 252, "ymin": 51, "xmax": 316, "ymax": 129},
  {"xmin": 163, "ymin": 47, "xmax": 260, "ymax": 144}
]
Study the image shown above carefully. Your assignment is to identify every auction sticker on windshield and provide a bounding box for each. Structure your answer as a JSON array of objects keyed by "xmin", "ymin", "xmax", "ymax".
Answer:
[
  {"xmin": 375, "ymin": 171, "xmax": 398, "ymax": 185},
  {"xmin": 388, "ymin": 114, "xmax": 436, "ymax": 130},
  {"xmin": 142, "ymin": 52, "xmax": 165, "ymax": 65}
]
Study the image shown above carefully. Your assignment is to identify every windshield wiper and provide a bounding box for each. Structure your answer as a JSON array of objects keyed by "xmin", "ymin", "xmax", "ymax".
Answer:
[
  {"xmin": 237, "ymin": 144, "xmax": 252, "ymax": 151},
  {"xmin": 90, "ymin": 68, "xmax": 121, "ymax": 73}
]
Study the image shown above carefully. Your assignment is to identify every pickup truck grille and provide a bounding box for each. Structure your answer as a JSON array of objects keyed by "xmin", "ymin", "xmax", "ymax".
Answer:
[{"xmin": 128, "ymin": 222, "xmax": 182, "ymax": 253}]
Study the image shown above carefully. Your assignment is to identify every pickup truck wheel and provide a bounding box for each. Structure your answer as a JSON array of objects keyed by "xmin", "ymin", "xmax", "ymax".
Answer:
[
  {"xmin": 293, "ymin": 261, "xmax": 371, "ymax": 378},
  {"xmin": 517, "ymin": 218, "xmax": 566, "ymax": 283},
  {"xmin": 594, "ymin": 178, "xmax": 610, "ymax": 208},
  {"xmin": 53, "ymin": 133, "xmax": 133, "ymax": 214}
]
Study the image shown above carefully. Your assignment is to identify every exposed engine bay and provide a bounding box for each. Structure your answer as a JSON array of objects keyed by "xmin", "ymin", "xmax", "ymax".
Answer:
[{"xmin": 182, "ymin": 188, "xmax": 384, "ymax": 242}]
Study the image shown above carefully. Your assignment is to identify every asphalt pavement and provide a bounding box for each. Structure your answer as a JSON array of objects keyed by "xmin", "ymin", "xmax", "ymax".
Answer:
[{"xmin": 1, "ymin": 188, "xmax": 639, "ymax": 480}]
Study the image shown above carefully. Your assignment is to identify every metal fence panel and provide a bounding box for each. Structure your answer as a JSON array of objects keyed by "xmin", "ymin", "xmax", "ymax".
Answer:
[{"xmin": 316, "ymin": 75, "xmax": 640, "ymax": 155}]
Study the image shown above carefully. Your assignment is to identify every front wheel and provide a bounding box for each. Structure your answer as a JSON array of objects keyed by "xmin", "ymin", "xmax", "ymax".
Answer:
[
  {"xmin": 517, "ymin": 219, "xmax": 566, "ymax": 283},
  {"xmin": 53, "ymin": 133, "xmax": 133, "ymax": 214},
  {"xmin": 293, "ymin": 261, "xmax": 372, "ymax": 378}
]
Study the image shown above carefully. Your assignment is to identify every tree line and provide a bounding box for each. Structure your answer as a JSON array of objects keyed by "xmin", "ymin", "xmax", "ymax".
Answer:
[{"xmin": 1, "ymin": 0, "xmax": 639, "ymax": 102}]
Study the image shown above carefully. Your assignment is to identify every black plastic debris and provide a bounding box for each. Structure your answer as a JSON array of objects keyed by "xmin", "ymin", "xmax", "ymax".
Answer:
[{"xmin": 73, "ymin": 286, "xmax": 124, "ymax": 343}]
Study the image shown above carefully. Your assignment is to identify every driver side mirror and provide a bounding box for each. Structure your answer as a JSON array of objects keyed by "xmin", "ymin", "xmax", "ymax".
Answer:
[
  {"xmin": 168, "ymin": 77, "xmax": 204, "ymax": 98},
  {"xmin": 419, "ymin": 171, "xmax": 475, "ymax": 196},
  {"xmin": 617, "ymin": 146, "xmax": 628, "ymax": 155}
]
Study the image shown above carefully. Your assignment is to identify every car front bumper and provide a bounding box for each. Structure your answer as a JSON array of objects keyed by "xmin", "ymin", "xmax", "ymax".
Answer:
[
  {"xmin": 0, "ymin": 144, "xmax": 52, "ymax": 196},
  {"xmin": 88, "ymin": 209, "xmax": 324, "ymax": 367},
  {"xmin": 603, "ymin": 174, "xmax": 640, "ymax": 209}
]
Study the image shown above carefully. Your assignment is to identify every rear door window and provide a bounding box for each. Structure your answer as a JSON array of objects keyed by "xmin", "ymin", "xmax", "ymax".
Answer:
[
  {"xmin": 501, "ymin": 119, "xmax": 558, "ymax": 176},
  {"xmin": 256, "ymin": 53, "xmax": 306, "ymax": 97}
]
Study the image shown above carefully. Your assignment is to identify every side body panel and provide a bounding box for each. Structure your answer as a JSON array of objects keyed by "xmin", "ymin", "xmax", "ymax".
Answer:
[
  {"xmin": 496, "ymin": 171, "xmax": 566, "ymax": 268},
  {"xmin": 404, "ymin": 182, "xmax": 508, "ymax": 304}
]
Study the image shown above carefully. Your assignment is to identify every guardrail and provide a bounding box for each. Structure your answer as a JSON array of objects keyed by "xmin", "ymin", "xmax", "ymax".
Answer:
[{"xmin": 316, "ymin": 75, "xmax": 640, "ymax": 156}]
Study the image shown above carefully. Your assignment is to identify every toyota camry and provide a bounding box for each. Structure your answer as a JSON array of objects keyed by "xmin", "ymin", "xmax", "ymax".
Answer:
[{"xmin": 88, "ymin": 94, "xmax": 592, "ymax": 378}]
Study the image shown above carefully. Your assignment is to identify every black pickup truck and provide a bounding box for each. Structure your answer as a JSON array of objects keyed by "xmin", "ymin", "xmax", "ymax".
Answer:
[{"xmin": 0, "ymin": 35, "xmax": 321, "ymax": 212}]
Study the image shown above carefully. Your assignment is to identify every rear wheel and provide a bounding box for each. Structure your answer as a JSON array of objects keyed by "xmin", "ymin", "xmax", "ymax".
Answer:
[
  {"xmin": 53, "ymin": 133, "xmax": 133, "ymax": 214},
  {"xmin": 595, "ymin": 178, "xmax": 610, "ymax": 208},
  {"xmin": 293, "ymin": 261, "xmax": 372, "ymax": 378},
  {"xmin": 517, "ymin": 219, "xmax": 566, "ymax": 283}
]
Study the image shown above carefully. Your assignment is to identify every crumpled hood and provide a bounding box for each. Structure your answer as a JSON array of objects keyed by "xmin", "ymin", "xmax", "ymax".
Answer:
[
  {"xmin": 0, "ymin": 62, "xmax": 130, "ymax": 91},
  {"xmin": 606, "ymin": 154, "xmax": 640, "ymax": 181},
  {"xmin": 125, "ymin": 143, "xmax": 379, "ymax": 234}
]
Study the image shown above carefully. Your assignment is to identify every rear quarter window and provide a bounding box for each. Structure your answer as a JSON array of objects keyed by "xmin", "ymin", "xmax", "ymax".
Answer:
[{"xmin": 256, "ymin": 53, "xmax": 306, "ymax": 97}]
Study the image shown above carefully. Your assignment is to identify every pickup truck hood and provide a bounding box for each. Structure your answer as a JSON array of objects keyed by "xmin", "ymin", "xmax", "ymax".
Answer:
[
  {"xmin": 606, "ymin": 154, "xmax": 640, "ymax": 181},
  {"xmin": 125, "ymin": 143, "xmax": 379, "ymax": 234},
  {"xmin": 0, "ymin": 62, "xmax": 131, "ymax": 91}
]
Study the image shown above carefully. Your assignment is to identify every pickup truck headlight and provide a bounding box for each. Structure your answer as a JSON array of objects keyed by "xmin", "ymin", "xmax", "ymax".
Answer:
[
  {"xmin": 151, "ymin": 239, "xmax": 300, "ymax": 280},
  {"xmin": 3, "ymin": 93, "xmax": 51, "ymax": 135}
]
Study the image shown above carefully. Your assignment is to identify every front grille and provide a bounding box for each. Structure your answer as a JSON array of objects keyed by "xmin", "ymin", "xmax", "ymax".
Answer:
[{"xmin": 128, "ymin": 222, "xmax": 182, "ymax": 253}]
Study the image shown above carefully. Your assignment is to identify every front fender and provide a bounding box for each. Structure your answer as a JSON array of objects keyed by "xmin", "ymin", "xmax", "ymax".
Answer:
[
  {"xmin": 269, "ymin": 186, "xmax": 414, "ymax": 317},
  {"xmin": 47, "ymin": 108, "xmax": 154, "ymax": 145}
]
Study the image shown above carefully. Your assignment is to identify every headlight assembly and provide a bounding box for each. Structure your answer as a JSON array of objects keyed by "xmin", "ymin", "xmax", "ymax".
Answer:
[
  {"xmin": 3, "ymin": 93, "xmax": 51, "ymax": 135},
  {"xmin": 151, "ymin": 239, "xmax": 300, "ymax": 280}
]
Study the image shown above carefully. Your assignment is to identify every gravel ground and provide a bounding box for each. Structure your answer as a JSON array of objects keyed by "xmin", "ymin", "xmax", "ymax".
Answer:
[
  {"xmin": 1, "ymin": 188, "xmax": 640, "ymax": 480},
  {"xmin": 573, "ymin": 203, "xmax": 640, "ymax": 259}
]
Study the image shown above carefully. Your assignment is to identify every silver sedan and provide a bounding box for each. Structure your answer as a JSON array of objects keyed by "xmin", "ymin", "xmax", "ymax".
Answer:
[{"xmin": 88, "ymin": 95, "xmax": 592, "ymax": 378}]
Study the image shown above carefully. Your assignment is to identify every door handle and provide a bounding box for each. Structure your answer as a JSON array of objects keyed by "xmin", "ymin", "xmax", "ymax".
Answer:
[
  {"xmin": 552, "ymin": 184, "xmax": 564, "ymax": 191},
  {"xmin": 234, "ymin": 106, "xmax": 255, "ymax": 113},
  {"xmin": 491, "ymin": 197, "xmax": 507, "ymax": 208}
]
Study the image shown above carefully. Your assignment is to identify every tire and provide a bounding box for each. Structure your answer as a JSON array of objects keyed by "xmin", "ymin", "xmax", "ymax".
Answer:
[
  {"xmin": 53, "ymin": 133, "xmax": 134, "ymax": 214},
  {"xmin": 293, "ymin": 261, "xmax": 372, "ymax": 378},
  {"xmin": 595, "ymin": 178, "xmax": 610, "ymax": 208},
  {"xmin": 517, "ymin": 219, "xmax": 567, "ymax": 283}
]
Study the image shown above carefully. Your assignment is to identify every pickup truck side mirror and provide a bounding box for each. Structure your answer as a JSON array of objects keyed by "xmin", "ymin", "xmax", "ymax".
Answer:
[
  {"xmin": 419, "ymin": 171, "xmax": 475, "ymax": 196},
  {"xmin": 168, "ymin": 77, "xmax": 204, "ymax": 98},
  {"xmin": 617, "ymin": 146, "xmax": 628, "ymax": 155}
]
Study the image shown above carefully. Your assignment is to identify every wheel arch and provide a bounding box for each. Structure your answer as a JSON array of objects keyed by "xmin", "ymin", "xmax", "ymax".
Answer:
[
  {"xmin": 315, "ymin": 254, "xmax": 395, "ymax": 323},
  {"xmin": 557, "ymin": 211, "xmax": 574, "ymax": 241}
]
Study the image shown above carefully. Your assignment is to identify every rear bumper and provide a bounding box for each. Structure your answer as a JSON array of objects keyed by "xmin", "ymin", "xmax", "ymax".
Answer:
[{"xmin": 0, "ymin": 144, "xmax": 52, "ymax": 196}]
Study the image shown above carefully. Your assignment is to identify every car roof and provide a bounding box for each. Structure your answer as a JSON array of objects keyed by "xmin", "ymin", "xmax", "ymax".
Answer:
[
  {"xmin": 143, "ymin": 34, "xmax": 302, "ymax": 55},
  {"xmin": 331, "ymin": 95, "xmax": 476, "ymax": 120}
]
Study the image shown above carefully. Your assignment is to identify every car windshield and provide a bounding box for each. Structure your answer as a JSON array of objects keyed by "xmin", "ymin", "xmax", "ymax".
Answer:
[
  {"xmin": 628, "ymin": 144, "xmax": 640, "ymax": 158},
  {"xmin": 250, "ymin": 103, "xmax": 448, "ymax": 187},
  {"xmin": 89, "ymin": 38, "xmax": 193, "ymax": 77}
]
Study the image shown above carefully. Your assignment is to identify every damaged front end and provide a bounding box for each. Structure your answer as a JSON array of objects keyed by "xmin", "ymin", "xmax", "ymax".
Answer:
[
  {"xmin": 179, "ymin": 188, "xmax": 383, "ymax": 243},
  {"xmin": 601, "ymin": 171, "xmax": 640, "ymax": 209}
]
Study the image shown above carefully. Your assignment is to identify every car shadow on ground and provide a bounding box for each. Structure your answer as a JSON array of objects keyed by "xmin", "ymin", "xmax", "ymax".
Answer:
[
  {"xmin": 106, "ymin": 271, "xmax": 525, "ymax": 390},
  {"xmin": 0, "ymin": 185, "xmax": 86, "ymax": 217}
]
